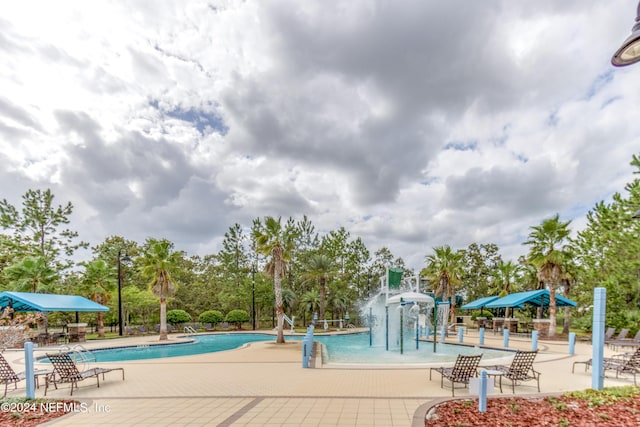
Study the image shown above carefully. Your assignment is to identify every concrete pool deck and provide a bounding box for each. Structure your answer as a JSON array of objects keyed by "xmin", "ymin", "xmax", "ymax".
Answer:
[{"xmin": 2, "ymin": 329, "xmax": 635, "ymax": 426}]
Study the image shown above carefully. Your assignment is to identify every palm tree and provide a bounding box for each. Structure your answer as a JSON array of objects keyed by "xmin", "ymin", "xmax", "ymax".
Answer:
[
  {"xmin": 139, "ymin": 239, "xmax": 182, "ymax": 341},
  {"xmin": 329, "ymin": 288, "xmax": 349, "ymax": 321},
  {"xmin": 424, "ymin": 245, "xmax": 464, "ymax": 325},
  {"xmin": 490, "ymin": 260, "xmax": 523, "ymax": 318},
  {"xmin": 301, "ymin": 253, "xmax": 337, "ymax": 320},
  {"xmin": 252, "ymin": 216, "xmax": 298, "ymax": 343},
  {"xmin": 300, "ymin": 289, "xmax": 320, "ymax": 325},
  {"xmin": 3, "ymin": 255, "xmax": 58, "ymax": 293},
  {"xmin": 3, "ymin": 255, "xmax": 59, "ymax": 333},
  {"xmin": 524, "ymin": 214, "xmax": 572, "ymax": 338},
  {"xmin": 80, "ymin": 259, "xmax": 115, "ymax": 338}
]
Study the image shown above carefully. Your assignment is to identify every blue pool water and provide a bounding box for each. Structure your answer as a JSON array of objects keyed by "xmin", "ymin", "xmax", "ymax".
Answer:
[{"xmin": 45, "ymin": 333, "xmax": 513, "ymax": 365}]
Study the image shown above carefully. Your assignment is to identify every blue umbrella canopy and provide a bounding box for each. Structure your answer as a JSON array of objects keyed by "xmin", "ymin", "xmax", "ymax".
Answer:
[{"xmin": 0, "ymin": 291, "xmax": 108, "ymax": 312}]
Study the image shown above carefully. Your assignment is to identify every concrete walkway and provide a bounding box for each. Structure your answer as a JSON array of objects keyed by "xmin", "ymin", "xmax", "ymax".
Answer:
[{"xmin": 2, "ymin": 329, "xmax": 633, "ymax": 426}]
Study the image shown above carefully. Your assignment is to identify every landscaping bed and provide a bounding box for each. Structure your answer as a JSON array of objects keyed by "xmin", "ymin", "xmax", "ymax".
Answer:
[
  {"xmin": 425, "ymin": 386, "xmax": 640, "ymax": 426},
  {"xmin": 0, "ymin": 398, "xmax": 77, "ymax": 426}
]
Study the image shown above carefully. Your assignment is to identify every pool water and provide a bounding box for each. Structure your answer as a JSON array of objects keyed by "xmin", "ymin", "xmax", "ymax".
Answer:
[
  {"xmin": 68, "ymin": 334, "xmax": 274, "ymax": 362},
  {"xmin": 46, "ymin": 333, "xmax": 513, "ymax": 365},
  {"xmin": 314, "ymin": 333, "xmax": 512, "ymax": 365}
]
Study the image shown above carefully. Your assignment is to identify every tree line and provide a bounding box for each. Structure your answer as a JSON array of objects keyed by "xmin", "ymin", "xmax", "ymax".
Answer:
[{"xmin": 0, "ymin": 153, "xmax": 639, "ymax": 340}]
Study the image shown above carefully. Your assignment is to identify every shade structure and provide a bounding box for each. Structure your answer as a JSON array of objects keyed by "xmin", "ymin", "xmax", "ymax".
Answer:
[
  {"xmin": 460, "ymin": 296, "xmax": 500, "ymax": 310},
  {"xmin": 0, "ymin": 291, "xmax": 108, "ymax": 312},
  {"xmin": 484, "ymin": 289, "xmax": 577, "ymax": 309},
  {"xmin": 387, "ymin": 291, "xmax": 434, "ymax": 306}
]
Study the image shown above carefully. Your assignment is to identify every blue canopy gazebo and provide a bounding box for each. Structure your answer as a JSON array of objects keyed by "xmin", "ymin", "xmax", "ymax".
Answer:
[
  {"xmin": 484, "ymin": 289, "xmax": 577, "ymax": 310},
  {"xmin": 0, "ymin": 291, "xmax": 109, "ymax": 342},
  {"xmin": 484, "ymin": 289, "xmax": 577, "ymax": 335},
  {"xmin": 460, "ymin": 296, "xmax": 500, "ymax": 310},
  {"xmin": 0, "ymin": 291, "xmax": 109, "ymax": 313}
]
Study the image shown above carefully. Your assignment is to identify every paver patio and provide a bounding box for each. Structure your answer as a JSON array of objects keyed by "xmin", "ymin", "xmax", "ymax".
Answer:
[{"xmin": 1, "ymin": 329, "xmax": 633, "ymax": 426}]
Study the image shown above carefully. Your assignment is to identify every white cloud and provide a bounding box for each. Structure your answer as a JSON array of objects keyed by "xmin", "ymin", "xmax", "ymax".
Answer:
[{"xmin": 0, "ymin": 0, "xmax": 638, "ymax": 270}]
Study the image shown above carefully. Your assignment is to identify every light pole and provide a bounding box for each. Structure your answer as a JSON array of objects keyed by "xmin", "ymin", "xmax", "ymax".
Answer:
[
  {"xmin": 117, "ymin": 249, "xmax": 131, "ymax": 336},
  {"xmin": 612, "ymin": 1, "xmax": 640, "ymax": 66},
  {"xmin": 251, "ymin": 264, "xmax": 257, "ymax": 331}
]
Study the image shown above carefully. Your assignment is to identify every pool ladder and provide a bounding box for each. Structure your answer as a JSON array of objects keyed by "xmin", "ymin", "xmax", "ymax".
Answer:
[
  {"xmin": 184, "ymin": 325, "xmax": 197, "ymax": 334},
  {"xmin": 57, "ymin": 344, "xmax": 96, "ymax": 369}
]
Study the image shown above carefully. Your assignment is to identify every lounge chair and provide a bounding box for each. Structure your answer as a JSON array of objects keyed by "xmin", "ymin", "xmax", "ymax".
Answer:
[
  {"xmin": 0, "ymin": 353, "xmax": 51, "ymax": 397},
  {"xmin": 604, "ymin": 327, "xmax": 616, "ymax": 342},
  {"xmin": 609, "ymin": 330, "xmax": 640, "ymax": 350},
  {"xmin": 482, "ymin": 350, "xmax": 541, "ymax": 393},
  {"xmin": 606, "ymin": 328, "xmax": 629, "ymax": 347},
  {"xmin": 125, "ymin": 326, "xmax": 137, "ymax": 336},
  {"xmin": 572, "ymin": 347, "xmax": 640, "ymax": 385},
  {"xmin": 137, "ymin": 326, "xmax": 149, "ymax": 335},
  {"xmin": 45, "ymin": 352, "xmax": 125, "ymax": 396},
  {"xmin": 429, "ymin": 354, "xmax": 482, "ymax": 396}
]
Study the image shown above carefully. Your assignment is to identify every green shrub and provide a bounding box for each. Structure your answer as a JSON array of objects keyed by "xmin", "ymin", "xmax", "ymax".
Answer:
[
  {"xmin": 198, "ymin": 310, "xmax": 224, "ymax": 325},
  {"xmin": 471, "ymin": 310, "xmax": 494, "ymax": 320},
  {"xmin": 166, "ymin": 309, "xmax": 192, "ymax": 325},
  {"xmin": 571, "ymin": 316, "xmax": 592, "ymax": 332},
  {"xmin": 225, "ymin": 309, "xmax": 250, "ymax": 329}
]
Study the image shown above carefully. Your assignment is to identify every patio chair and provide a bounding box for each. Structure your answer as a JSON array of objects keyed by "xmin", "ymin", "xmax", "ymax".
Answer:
[
  {"xmin": 0, "ymin": 353, "xmax": 51, "ymax": 397},
  {"xmin": 483, "ymin": 350, "xmax": 541, "ymax": 393},
  {"xmin": 44, "ymin": 352, "xmax": 125, "ymax": 396},
  {"xmin": 604, "ymin": 348, "xmax": 640, "ymax": 385},
  {"xmin": 572, "ymin": 347, "xmax": 640, "ymax": 385},
  {"xmin": 604, "ymin": 327, "xmax": 616, "ymax": 341},
  {"xmin": 429, "ymin": 354, "xmax": 482, "ymax": 396},
  {"xmin": 609, "ymin": 330, "xmax": 640, "ymax": 350},
  {"xmin": 606, "ymin": 328, "xmax": 629, "ymax": 347}
]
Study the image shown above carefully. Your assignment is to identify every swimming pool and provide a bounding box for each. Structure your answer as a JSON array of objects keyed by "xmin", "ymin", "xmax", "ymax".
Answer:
[{"xmin": 43, "ymin": 333, "xmax": 513, "ymax": 365}]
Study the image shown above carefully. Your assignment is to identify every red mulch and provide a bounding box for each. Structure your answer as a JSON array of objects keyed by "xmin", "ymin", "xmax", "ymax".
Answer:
[
  {"xmin": 425, "ymin": 394, "xmax": 640, "ymax": 427},
  {"xmin": 0, "ymin": 400, "xmax": 77, "ymax": 426}
]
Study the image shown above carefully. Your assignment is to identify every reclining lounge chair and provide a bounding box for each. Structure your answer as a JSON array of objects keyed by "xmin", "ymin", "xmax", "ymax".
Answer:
[{"xmin": 45, "ymin": 352, "xmax": 125, "ymax": 396}]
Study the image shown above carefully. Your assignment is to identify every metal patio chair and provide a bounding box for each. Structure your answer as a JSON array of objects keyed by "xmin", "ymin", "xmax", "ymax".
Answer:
[
  {"xmin": 483, "ymin": 350, "xmax": 541, "ymax": 393},
  {"xmin": 572, "ymin": 347, "xmax": 640, "ymax": 385},
  {"xmin": 0, "ymin": 353, "xmax": 51, "ymax": 397},
  {"xmin": 429, "ymin": 354, "xmax": 482, "ymax": 396},
  {"xmin": 45, "ymin": 352, "xmax": 125, "ymax": 396}
]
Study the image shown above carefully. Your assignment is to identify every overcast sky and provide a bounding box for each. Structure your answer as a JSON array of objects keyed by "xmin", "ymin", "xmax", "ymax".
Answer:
[{"xmin": 1, "ymin": 1, "xmax": 639, "ymax": 271}]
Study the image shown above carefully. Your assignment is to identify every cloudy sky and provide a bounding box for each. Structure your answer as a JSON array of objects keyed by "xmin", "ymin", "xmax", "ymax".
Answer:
[{"xmin": 1, "ymin": 1, "xmax": 639, "ymax": 271}]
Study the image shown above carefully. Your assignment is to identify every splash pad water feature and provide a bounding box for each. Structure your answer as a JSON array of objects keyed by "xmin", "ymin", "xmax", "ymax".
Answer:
[{"xmin": 360, "ymin": 267, "xmax": 466, "ymax": 360}]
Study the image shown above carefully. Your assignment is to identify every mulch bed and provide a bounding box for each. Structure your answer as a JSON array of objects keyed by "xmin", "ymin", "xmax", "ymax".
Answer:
[
  {"xmin": 425, "ymin": 393, "xmax": 640, "ymax": 426},
  {"xmin": 0, "ymin": 399, "xmax": 78, "ymax": 426}
]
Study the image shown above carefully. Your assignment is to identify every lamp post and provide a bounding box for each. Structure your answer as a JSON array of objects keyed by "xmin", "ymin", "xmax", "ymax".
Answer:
[
  {"xmin": 612, "ymin": 1, "xmax": 640, "ymax": 66},
  {"xmin": 117, "ymin": 249, "xmax": 131, "ymax": 336},
  {"xmin": 251, "ymin": 264, "xmax": 257, "ymax": 331}
]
